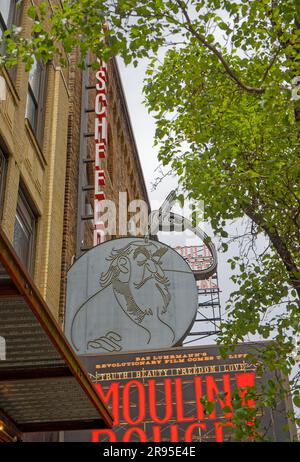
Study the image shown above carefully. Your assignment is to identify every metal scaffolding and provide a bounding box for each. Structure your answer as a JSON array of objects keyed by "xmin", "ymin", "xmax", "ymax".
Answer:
[{"xmin": 175, "ymin": 245, "xmax": 222, "ymax": 345}]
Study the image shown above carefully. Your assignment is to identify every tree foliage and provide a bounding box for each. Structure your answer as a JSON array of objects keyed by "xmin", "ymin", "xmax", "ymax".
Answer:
[{"xmin": 1, "ymin": 0, "xmax": 300, "ymax": 440}]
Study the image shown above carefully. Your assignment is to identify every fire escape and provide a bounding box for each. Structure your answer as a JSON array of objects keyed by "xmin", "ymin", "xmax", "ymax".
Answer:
[
  {"xmin": 175, "ymin": 245, "xmax": 222, "ymax": 344},
  {"xmin": 76, "ymin": 58, "xmax": 97, "ymax": 256}
]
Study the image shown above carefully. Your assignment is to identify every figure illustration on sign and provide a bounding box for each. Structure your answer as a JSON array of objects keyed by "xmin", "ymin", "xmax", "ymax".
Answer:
[
  {"xmin": 87, "ymin": 331, "xmax": 122, "ymax": 352},
  {"xmin": 71, "ymin": 239, "xmax": 176, "ymax": 352},
  {"xmin": 68, "ymin": 190, "xmax": 218, "ymax": 353}
]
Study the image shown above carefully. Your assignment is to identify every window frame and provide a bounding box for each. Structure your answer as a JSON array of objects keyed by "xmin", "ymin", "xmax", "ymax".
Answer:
[
  {"xmin": 26, "ymin": 60, "xmax": 48, "ymax": 147},
  {"xmin": 0, "ymin": 145, "xmax": 7, "ymax": 219},
  {"xmin": 13, "ymin": 187, "xmax": 37, "ymax": 274},
  {"xmin": 0, "ymin": 1, "xmax": 14, "ymax": 35},
  {"xmin": 0, "ymin": 1, "xmax": 23, "ymax": 82}
]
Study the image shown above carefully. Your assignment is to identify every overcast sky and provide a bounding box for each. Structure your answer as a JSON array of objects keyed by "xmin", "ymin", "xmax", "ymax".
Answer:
[
  {"xmin": 118, "ymin": 59, "xmax": 277, "ymax": 348},
  {"xmin": 117, "ymin": 58, "xmax": 235, "ymax": 322}
]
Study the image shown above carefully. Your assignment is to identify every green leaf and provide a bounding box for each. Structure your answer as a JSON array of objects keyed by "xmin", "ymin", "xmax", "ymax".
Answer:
[
  {"xmin": 293, "ymin": 395, "xmax": 300, "ymax": 408},
  {"xmin": 27, "ymin": 6, "xmax": 36, "ymax": 19}
]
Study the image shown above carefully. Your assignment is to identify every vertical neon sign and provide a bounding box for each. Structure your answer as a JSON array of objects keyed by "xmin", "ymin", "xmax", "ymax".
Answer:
[{"xmin": 94, "ymin": 60, "xmax": 108, "ymax": 245}]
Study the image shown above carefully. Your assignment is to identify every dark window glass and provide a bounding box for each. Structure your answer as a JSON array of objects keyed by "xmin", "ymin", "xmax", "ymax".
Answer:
[
  {"xmin": 0, "ymin": 1, "xmax": 23, "ymax": 82},
  {"xmin": 0, "ymin": 0, "xmax": 17, "ymax": 46},
  {"xmin": 13, "ymin": 189, "xmax": 37, "ymax": 274},
  {"xmin": 26, "ymin": 85, "xmax": 38, "ymax": 130},
  {"xmin": 27, "ymin": 58, "xmax": 41, "ymax": 131},
  {"xmin": 26, "ymin": 58, "xmax": 47, "ymax": 145},
  {"xmin": 0, "ymin": 0, "xmax": 12, "ymax": 31},
  {"xmin": 0, "ymin": 147, "xmax": 6, "ymax": 217}
]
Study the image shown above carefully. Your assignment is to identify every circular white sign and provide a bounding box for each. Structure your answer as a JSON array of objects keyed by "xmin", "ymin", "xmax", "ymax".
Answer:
[{"xmin": 65, "ymin": 237, "xmax": 198, "ymax": 354}]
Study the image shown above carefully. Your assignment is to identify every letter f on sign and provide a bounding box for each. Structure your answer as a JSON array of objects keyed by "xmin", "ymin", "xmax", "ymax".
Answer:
[
  {"xmin": 0, "ymin": 336, "xmax": 6, "ymax": 360},
  {"xmin": 0, "ymin": 77, "xmax": 6, "ymax": 101}
]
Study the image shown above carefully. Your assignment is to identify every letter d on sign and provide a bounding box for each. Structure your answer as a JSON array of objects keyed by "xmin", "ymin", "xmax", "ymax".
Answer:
[{"xmin": 0, "ymin": 336, "xmax": 6, "ymax": 360}]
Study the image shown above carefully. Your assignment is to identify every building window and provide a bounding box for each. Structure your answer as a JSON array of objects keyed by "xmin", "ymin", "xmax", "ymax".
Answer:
[
  {"xmin": 0, "ymin": 0, "xmax": 23, "ymax": 37},
  {"xmin": 26, "ymin": 57, "xmax": 48, "ymax": 145},
  {"xmin": 0, "ymin": 147, "xmax": 7, "ymax": 217},
  {"xmin": 0, "ymin": 1, "xmax": 13, "ymax": 37},
  {"xmin": 13, "ymin": 189, "xmax": 37, "ymax": 274},
  {"xmin": 0, "ymin": 1, "xmax": 23, "ymax": 81}
]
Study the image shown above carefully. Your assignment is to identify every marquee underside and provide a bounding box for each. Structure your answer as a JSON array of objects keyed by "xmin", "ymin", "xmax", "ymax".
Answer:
[{"xmin": 0, "ymin": 229, "xmax": 113, "ymax": 439}]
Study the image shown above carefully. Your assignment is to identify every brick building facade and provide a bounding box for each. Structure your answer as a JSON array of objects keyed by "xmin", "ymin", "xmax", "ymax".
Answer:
[
  {"xmin": 0, "ymin": 1, "xmax": 150, "ymax": 324},
  {"xmin": 0, "ymin": 0, "xmax": 70, "ymax": 319},
  {"xmin": 59, "ymin": 54, "xmax": 150, "ymax": 322}
]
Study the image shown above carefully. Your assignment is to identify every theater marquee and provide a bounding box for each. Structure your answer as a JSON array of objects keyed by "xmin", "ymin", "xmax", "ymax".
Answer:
[{"xmin": 64, "ymin": 343, "xmax": 295, "ymax": 442}]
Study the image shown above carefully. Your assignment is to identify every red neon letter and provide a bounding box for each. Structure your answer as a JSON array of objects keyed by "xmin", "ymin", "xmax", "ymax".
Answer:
[
  {"xmin": 123, "ymin": 380, "xmax": 146, "ymax": 425},
  {"xmin": 194, "ymin": 377, "xmax": 204, "ymax": 419},
  {"xmin": 236, "ymin": 372, "xmax": 256, "ymax": 432},
  {"xmin": 206, "ymin": 374, "xmax": 232, "ymax": 419},
  {"xmin": 148, "ymin": 378, "xmax": 173, "ymax": 424},
  {"xmin": 236, "ymin": 372, "xmax": 255, "ymax": 406},
  {"xmin": 91, "ymin": 430, "xmax": 117, "ymax": 442},
  {"xmin": 214, "ymin": 422, "xmax": 234, "ymax": 442},
  {"xmin": 95, "ymin": 383, "xmax": 120, "ymax": 425},
  {"xmin": 174, "ymin": 378, "xmax": 194, "ymax": 422},
  {"xmin": 152, "ymin": 426, "xmax": 162, "ymax": 443}
]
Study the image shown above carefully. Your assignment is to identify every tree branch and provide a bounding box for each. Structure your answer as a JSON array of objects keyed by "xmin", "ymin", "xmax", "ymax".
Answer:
[
  {"xmin": 243, "ymin": 201, "xmax": 300, "ymax": 298},
  {"xmin": 260, "ymin": 48, "xmax": 282, "ymax": 84},
  {"xmin": 175, "ymin": 0, "xmax": 265, "ymax": 94}
]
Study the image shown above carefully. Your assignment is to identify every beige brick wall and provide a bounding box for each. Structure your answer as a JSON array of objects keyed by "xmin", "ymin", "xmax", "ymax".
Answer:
[
  {"xmin": 59, "ymin": 49, "xmax": 82, "ymax": 321},
  {"xmin": 34, "ymin": 66, "xmax": 69, "ymax": 318},
  {"xmin": 0, "ymin": 0, "xmax": 70, "ymax": 319},
  {"xmin": 0, "ymin": 2, "xmax": 150, "ymax": 323}
]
